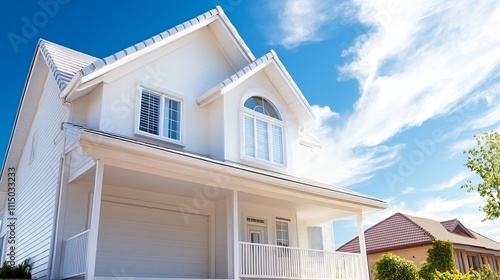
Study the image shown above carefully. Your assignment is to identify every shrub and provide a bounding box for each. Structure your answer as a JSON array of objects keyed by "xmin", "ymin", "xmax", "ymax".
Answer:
[
  {"xmin": 468, "ymin": 264, "xmax": 500, "ymax": 280},
  {"xmin": 434, "ymin": 270, "xmax": 471, "ymax": 280},
  {"xmin": 373, "ymin": 252, "xmax": 419, "ymax": 280},
  {"xmin": 419, "ymin": 240, "xmax": 456, "ymax": 279},
  {"xmin": 0, "ymin": 258, "xmax": 32, "ymax": 279}
]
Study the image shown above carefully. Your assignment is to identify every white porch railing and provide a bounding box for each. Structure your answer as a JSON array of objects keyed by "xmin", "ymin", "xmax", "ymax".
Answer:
[
  {"xmin": 60, "ymin": 230, "xmax": 90, "ymax": 279},
  {"xmin": 240, "ymin": 242, "xmax": 363, "ymax": 279}
]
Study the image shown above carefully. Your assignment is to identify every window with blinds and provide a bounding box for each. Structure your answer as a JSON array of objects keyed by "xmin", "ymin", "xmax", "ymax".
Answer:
[
  {"xmin": 243, "ymin": 96, "xmax": 284, "ymax": 165},
  {"xmin": 138, "ymin": 89, "xmax": 181, "ymax": 141}
]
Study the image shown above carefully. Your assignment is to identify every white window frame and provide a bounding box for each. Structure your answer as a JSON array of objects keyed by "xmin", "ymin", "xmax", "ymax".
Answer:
[
  {"xmin": 242, "ymin": 98, "xmax": 285, "ymax": 166},
  {"xmin": 135, "ymin": 87, "xmax": 183, "ymax": 145},
  {"xmin": 275, "ymin": 219, "xmax": 290, "ymax": 247}
]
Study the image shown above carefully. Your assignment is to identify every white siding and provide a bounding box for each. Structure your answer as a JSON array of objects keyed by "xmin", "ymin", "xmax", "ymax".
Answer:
[
  {"xmin": 8, "ymin": 73, "xmax": 68, "ymax": 279},
  {"xmin": 98, "ymin": 27, "xmax": 235, "ymax": 156},
  {"xmin": 208, "ymin": 97, "xmax": 225, "ymax": 160},
  {"xmin": 71, "ymin": 84, "xmax": 103, "ymax": 129}
]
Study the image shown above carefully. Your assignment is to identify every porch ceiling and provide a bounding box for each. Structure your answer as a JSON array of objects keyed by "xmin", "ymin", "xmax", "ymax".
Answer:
[{"xmin": 239, "ymin": 191, "xmax": 356, "ymax": 223}]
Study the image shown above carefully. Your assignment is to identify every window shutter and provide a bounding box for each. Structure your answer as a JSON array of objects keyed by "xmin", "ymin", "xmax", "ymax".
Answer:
[
  {"xmin": 244, "ymin": 115, "xmax": 255, "ymax": 157},
  {"xmin": 256, "ymin": 119, "xmax": 269, "ymax": 160},
  {"xmin": 139, "ymin": 91, "xmax": 160, "ymax": 135},
  {"xmin": 272, "ymin": 125, "xmax": 283, "ymax": 164}
]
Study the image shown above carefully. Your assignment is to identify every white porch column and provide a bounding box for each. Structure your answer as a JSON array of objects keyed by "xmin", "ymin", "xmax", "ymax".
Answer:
[
  {"xmin": 356, "ymin": 212, "xmax": 369, "ymax": 280},
  {"xmin": 232, "ymin": 190, "xmax": 240, "ymax": 280},
  {"xmin": 85, "ymin": 160, "xmax": 104, "ymax": 280}
]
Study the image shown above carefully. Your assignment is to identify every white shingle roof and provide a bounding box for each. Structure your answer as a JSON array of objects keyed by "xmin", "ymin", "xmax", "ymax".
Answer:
[{"xmin": 39, "ymin": 40, "xmax": 97, "ymax": 91}]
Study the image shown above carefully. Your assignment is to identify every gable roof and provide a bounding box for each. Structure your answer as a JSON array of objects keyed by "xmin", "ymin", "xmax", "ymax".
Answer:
[
  {"xmin": 337, "ymin": 212, "xmax": 500, "ymax": 254},
  {"xmin": 39, "ymin": 40, "xmax": 97, "ymax": 91},
  {"xmin": 197, "ymin": 50, "xmax": 316, "ymax": 126},
  {"xmin": 440, "ymin": 218, "xmax": 474, "ymax": 238},
  {"xmin": 61, "ymin": 6, "xmax": 255, "ymax": 101}
]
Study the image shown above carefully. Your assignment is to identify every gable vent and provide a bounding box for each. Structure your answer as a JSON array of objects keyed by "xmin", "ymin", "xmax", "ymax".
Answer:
[{"xmin": 247, "ymin": 217, "xmax": 265, "ymax": 224}]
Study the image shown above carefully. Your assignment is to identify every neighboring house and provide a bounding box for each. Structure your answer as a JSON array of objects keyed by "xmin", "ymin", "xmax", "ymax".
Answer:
[
  {"xmin": 337, "ymin": 212, "xmax": 500, "ymax": 279},
  {"xmin": 0, "ymin": 6, "xmax": 387, "ymax": 280}
]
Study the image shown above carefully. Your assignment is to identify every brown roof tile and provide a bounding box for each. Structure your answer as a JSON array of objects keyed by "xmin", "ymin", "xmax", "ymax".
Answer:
[{"xmin": 337, "ymin": 212, "xmax": 500, "ymax": 254}]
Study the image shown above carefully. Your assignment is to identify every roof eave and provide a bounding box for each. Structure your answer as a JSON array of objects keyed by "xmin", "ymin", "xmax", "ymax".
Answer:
[
  {"xmin": 68, "ymin": 125, "xmax": 386, "ymax": 211},
  {"xmin": 0, "ymin": 41, "xmax": 48, "ymax": 207}
]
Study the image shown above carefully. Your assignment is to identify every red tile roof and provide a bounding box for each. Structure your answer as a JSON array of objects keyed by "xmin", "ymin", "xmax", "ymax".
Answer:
[{"xmin": 337, "ymin": 212, "xmax": 500, "ymax": 254}]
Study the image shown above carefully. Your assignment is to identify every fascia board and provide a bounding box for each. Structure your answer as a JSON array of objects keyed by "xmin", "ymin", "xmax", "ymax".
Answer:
[{"xmin": 77, "ymin": 130, "xmax": 387, "ymax": 211}]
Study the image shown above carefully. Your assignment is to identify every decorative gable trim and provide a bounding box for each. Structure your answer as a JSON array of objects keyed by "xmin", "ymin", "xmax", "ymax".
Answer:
[
  {"xmin": 61, "ymin": 6, "xmax": 255, "ymax": 102},
  {"xmin": 197, "ymin": 50, "xmax": 316, "ymax": 127}
]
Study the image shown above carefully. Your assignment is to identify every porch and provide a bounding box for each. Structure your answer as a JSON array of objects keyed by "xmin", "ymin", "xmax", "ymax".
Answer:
[
  {"xmin": 60, "ymin": 238, "xmax": 363, "ymax": 279},
  {"xmin": 53, "ymin": 129, "xmax": 380, "ymax": 279}
]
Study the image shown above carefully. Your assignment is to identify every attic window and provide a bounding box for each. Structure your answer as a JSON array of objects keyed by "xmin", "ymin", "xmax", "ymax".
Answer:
[{"xmin": 243, "ymin": 96, "xmax": 285, "ymax": 165}]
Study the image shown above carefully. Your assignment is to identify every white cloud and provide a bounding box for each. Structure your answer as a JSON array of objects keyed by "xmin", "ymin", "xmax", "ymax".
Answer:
[
  {"xmin": 338, "ymin": 0, "xmax": 500, "ymax": 148},
  {"xmin": 425, "ymin": 170, "xmax": 472, "ymax": 191},
  {"xmin": 277, "ymin": 0, "xmax": 500, "ymax": 188},
  {"xmin": 299, "ymin": 106, "xmax": 402, "ymax": 185},
  {"xmin": 268, "ymin": 0, "xmax": 343, "ymax": 48}
]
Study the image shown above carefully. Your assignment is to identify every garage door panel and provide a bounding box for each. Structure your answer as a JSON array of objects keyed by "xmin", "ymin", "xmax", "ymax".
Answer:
[{"xmin": 96, "ymin": 201, "xmax": 209, "ymax": 278}]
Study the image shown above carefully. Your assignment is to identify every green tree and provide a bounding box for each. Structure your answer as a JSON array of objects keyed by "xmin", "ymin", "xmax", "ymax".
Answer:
[
  {"xmin": 373, "ymin": 253, "xmax": 419, "ymax": 280},
  {"xmin": 462, "ymin": 131, "xmax": 500, "ymax": 221},
  {"xmin": 419, "ymin": 240, "xmax": 456, "ymax": 280}
]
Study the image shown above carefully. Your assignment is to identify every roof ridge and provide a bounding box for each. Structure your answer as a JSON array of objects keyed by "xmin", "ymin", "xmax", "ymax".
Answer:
[
  {"xmin": 78, "ymin": 6, "xmax": 255, "ymax": 80},
  {"xmin": 79, "ymin": 8, "xmax": 221, "ymax": 76},
  {"xmin": 400, "ymin": 213, "xmax": 436, "ymax": 240}
]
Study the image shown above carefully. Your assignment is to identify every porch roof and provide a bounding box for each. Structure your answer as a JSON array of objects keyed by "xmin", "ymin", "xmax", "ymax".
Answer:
[{"xmin": 64, "ymin": 123, "xmax": 387, "ymax": 213}]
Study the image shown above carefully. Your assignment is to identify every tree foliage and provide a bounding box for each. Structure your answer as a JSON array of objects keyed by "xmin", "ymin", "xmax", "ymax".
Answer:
[
  {"xmin": 419, "ymin": 240, "xmax": 456, "ymax": 280},
  {"xmin": 462, "ymin": 131, "xmax": 500, "ymax": 221},
  {"xmin": 373, "ymin": 252, "xmax": 419, "ymax": 280}
]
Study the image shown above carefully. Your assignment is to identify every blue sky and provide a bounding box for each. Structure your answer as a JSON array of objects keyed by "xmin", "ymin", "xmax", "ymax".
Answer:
[{"xmin": 1, "ymin": 0, "xmax": 499, "ymax": 248}]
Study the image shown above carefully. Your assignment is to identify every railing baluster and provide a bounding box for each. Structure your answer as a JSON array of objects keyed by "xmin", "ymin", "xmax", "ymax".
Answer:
[
  {"xmin": 239, "ymin": 242, "xmax": 363, "ymax": 279},
  {"xmin": 60, "ymin": 230, "xmax": 90, "ymax": 279}
]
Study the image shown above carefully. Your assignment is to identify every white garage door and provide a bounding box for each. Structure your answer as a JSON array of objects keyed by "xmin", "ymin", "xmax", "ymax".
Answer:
[{"xmin": 95, "ymin": 201, "xmax": 209, "ymax": 278}]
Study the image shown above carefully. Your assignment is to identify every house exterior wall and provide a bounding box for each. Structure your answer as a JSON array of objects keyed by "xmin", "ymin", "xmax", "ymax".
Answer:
[
  {"xmin": 368, "ymin": 246, "xmax": 500, "ymax": 278},
  {"xmin": 454, "ymin": 249, "xmax": 500, "ymax": 273},
  {"xmin": 95, "ymin": 27, "xmax": 235, "ymax": 158},
  {"xmin": 71, "ymin": 84, "xmax": 103, "ymax": 129},
  {"xmin": 0, "ymin": 72, "xmax": 69, "ymax": 279},
  {"xmin": 367, "ymin": 245, "xmax": 430, "ymax": 279}
]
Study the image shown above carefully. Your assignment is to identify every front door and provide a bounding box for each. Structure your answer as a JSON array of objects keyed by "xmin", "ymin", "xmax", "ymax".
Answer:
[{"xmin": 248, "ymin": 225, "xmax": 266, "ymax": 244}]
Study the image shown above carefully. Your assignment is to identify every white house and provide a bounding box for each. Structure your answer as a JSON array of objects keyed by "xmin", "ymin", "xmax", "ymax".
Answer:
[{"xmin": 0, "ymin": 6, "xmax": 386, "ymax": 280}]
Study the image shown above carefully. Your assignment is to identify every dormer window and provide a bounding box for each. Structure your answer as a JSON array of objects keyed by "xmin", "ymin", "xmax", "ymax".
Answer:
[{"xmin": 243, "ymin": 96, "xmax": 284, "ymax": 165}]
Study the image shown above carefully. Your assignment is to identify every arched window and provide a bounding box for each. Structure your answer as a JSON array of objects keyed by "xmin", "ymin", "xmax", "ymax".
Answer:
[
  {"xmin": 243, "ymin": 96, "xmax": 284, "ymax": 165},
  {"xmin": 244, "ymin": 96, "xmax": 281, "ymax": 120}
]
